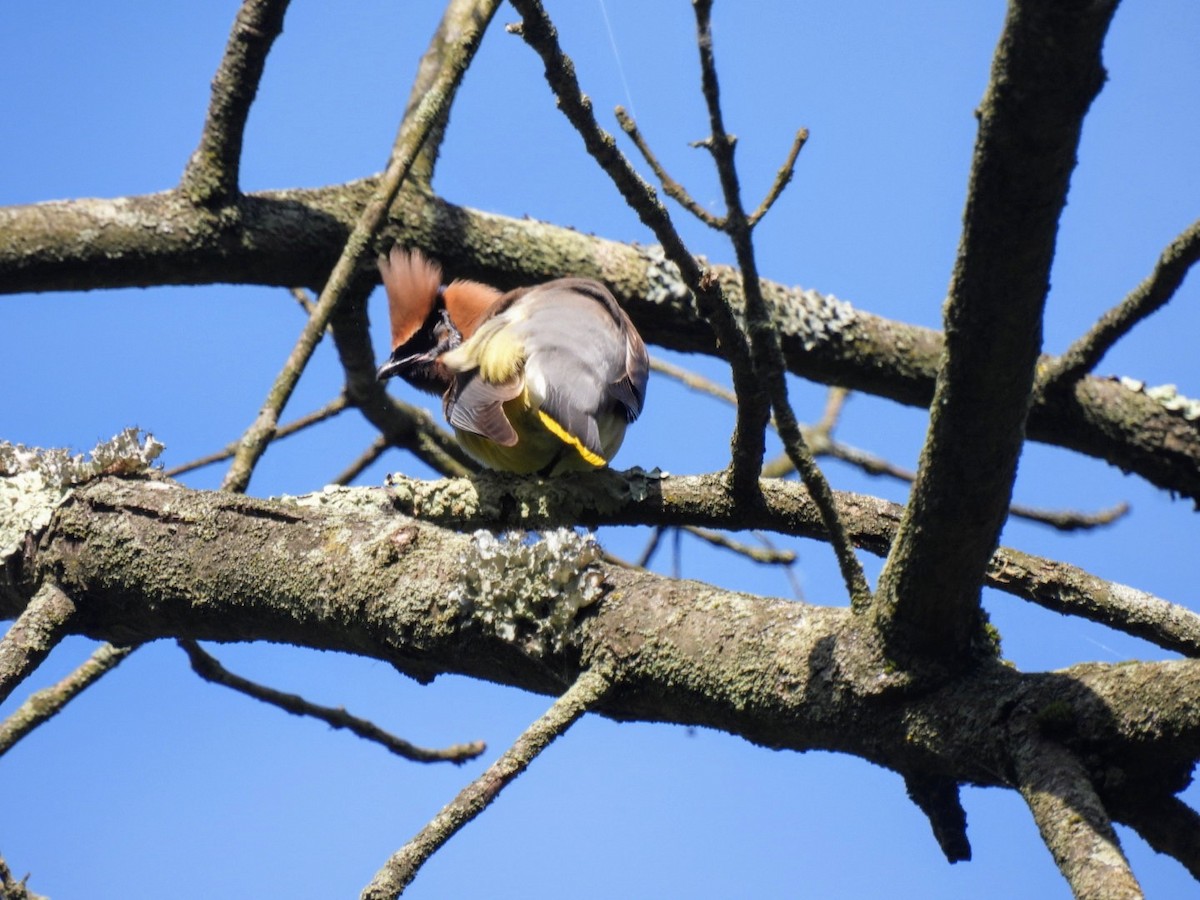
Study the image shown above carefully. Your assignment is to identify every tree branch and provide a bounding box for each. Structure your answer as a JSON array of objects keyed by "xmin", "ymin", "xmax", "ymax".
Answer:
[
  {"xmin": 0, "ymin": 582, "xmax": 77, "ymax": 706},
  {"xmin": 0, "ymin": 853, "xmax": 45, "ymax": 900},
  {"xmin": 1012, "ymin": 729, "xmax": 1142, "ymax": 899},
  {"xmin": 360, "ymin": 667, "xmax": 612, "ymax": 898},
  {"xmin": 179, "ymin": 0, "xmax": 292, "ymax": 207},
  {"xmin": 874, "ymin": 0, "xmax": 1121, "ymax": 665},
  {"xmin": 615, "ymin": 106, "xmax": 724, "ymax": 227},
  {"xmin": 1043, "ymin": 217, "xmax": 1200, "ymax": 389},
  {"xmin": 688, "ymin": 0, "xmax": 868, "ymax": 605},
  {"xmin": 179, "ymin": 639, "xmax": 484, "ymax": 764},
  {"xmin": 379, "ymin": 470, "xmax": 1200, "ymax": 659},
  {"xmin": 400, "ymin": 0, "xmax": 497, "ymax": 187},
  {"xmin": 8, "ymin": 476, "xmax": 1200, "ymax": 808},
  {"xmin": 1109, "ymin": 791, "xmax": 1200, "ymax": 881},
  {"xmin": 0, "ymin": 642, "xmax": 138, "ymax": 758},
  {"xmin": 2, "ymin": 187, "xmax": 1198, "ymax": 502},
  {"xmin": 165, "ymin": 394, "xmax": 349, "ymax": 477},
  {"xmin": 904, "ymin": 773, "xmax": 971, "ymax": 863}
]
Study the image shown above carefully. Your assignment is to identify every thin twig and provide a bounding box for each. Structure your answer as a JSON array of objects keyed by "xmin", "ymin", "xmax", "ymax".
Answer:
[
  {"xmin": 179, "ymin": 639, "xmax": 485, "ymax": 765},
  {"xmin": 650, "ymin": 355, "xmax": 737, "ymax": 405},
  {"xmin": 333, "ymin": 436, "xmax": 390, "ymax": 486},
  {"xmin": 636, "ymin": 526, "xmax": 667, "ymax": 568},
  {"xmin": 764, "ymin": 439, "xmax": 1129, "ymax": 532},
  {"xmin": 683, "ymin": 526, "xmax": 796, "ymax": 565},
  {"xmin": 747, "ymin": 127, "xmax": 809, "ymax": 227},
  {"xmin": 1043, "ymin": 217, "xmax": 1200, "ymax": 389},
  {"xmin": 1011, "ymin": 730, "xmax": 1142, "ymax": 898},
  {"xmin": 167, "ymin": 395, "xmax": 349, "ymax": 477},
  {"xmin": 691, "ymin": 0, "xmax": 870, "ymax": 605},
  {"xmin": 0, "ymin": 643, "xmax": 138, "ymax": 758},
  {"xmin": 360, "ymin": 667, "xmax": 613, "ymax": 898},
  {"xmin": 179, "ymin": 0, "xmax": 292, "ymax": 206},
  {"xmin": 221, "ymin": 0, "xmax": 501, "ymax": 493},
  {"xmin": 615, "ymin": 107, "xmax": 723, "ymax": 227},
  {"xmin": 0, "ymin": 582, "xmax": 77, "ymax": 706}
]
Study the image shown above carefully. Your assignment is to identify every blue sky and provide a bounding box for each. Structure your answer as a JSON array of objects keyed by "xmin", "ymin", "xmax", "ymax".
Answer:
[{"xmin": 2, "ymin": 2, "xmax": 1199, "ymax": 897}]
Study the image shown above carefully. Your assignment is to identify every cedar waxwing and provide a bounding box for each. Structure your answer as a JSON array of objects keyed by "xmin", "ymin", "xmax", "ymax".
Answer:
[{"xmin": 376, "ymin": 247, "xmax": 649, "ymax": 476}]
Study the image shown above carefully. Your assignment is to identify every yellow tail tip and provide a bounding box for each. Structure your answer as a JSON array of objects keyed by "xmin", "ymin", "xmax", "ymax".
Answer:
[{"xmin": 536, "ymin": 410, "xmax": 607, "ymax": 468}]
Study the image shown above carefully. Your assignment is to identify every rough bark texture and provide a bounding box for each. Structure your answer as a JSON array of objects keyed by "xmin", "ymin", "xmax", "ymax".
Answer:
[{"xmin": 5, "ymin": 477, "xmax": 1198, "ymax": 808}]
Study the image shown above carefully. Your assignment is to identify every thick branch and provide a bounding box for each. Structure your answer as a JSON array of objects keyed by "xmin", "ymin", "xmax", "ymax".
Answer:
[
  {"xmin": 1012, "ymin": 729, "xmax": 1142, "ymax": 898},
  {"xmin": 179, "ymin": 0, "xmax": 292, "ymax": 206},
  {"xmin": 1109, "ymin": 792, "xmax": 1200, "ymax": 881},
  {"xmin": 1, "ymin": 188, "xmax": 1198, "ymax": 501},
  {"xmin": 874, "ymin": 0, "xmax": 1120, "ymax": 665},
  {"xmin": 8, "ymin": 476, "xmax": 1200, "ymax": 802},
  {"xmin": 379, "ymin": 470, "xmax": 1200, "ymax": 657}
]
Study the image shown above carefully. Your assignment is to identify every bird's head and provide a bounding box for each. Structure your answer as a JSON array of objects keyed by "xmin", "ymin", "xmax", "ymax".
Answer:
[{"xmin": 376, "ymin": 246, "xmax": 504, "ymax": 394}]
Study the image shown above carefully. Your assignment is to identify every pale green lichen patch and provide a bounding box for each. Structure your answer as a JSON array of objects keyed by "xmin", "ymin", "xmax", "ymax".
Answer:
[
  {"xmin": 0, "ymin": 428, "xmax": 164, "ymax": 560},
  {"xmin": 451, "ymin": 528, "xmax": 605, "ymax": 655},
  {"xmin": 640, "ymin": 244, "xmax": 693, "ymax": 308}
]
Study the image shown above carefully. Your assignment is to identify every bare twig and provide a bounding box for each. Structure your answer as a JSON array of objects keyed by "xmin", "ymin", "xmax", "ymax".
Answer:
[
  {"xmin": 179, "ymin": 639, "xmax": 485, "ymax": 764},
  {"xmin": 360, "ymin": 667, "xmax": 613, "ymax": 898},
  {"xmin": 636, "ymin": 526, "xmax": 667, "ymax": 569},
  {"xmin": 765, "ymin": 440, "xmax": 1129, "ymax": 532},
  {"xmin": 1043, "ymin": 217, "xmax": 1200, "ymax": 389},
  {"xmin": 1012, "ymin": 731, "xmax": 1141, "ymax": 898},
  {"xmin": 0, "ymin": 582, "xmax": 77, "ymax": 706},
  {"xmin": 180, "ymin": 0, "xmax": 292, "ymax": 206},
  {"xmin": 616, "ymin": 106, "xmax": 723, "ymax": 227},
  {"xmin": 689, "ymin": 0, "xmax": 869, "ymax": 605},
  {"xmin": 506, "ymin": 0, "xmax": 758, "ymax": 490},
  {"xmin": 0, "ymin": 643, "xmax": 138, "ymax": 758},
  {"xmin": 221, "ymin": 0, "xmax": 500, "ymax": 492},
  {"xmin": 683, "ymin": 526, "xmax": 796, "ymax": 565},
  {"xmin": 333, "ymin": 436, "xmax": 391, "ymax": 486},
  {"xmin": 747, "ymin": 127, "xmax": 809, "ymax": 227},
  {"xmin": 167, "ymin": 395, "xmax": 349, "ymax": 477},
  {"xmin": 873, "ymin": 0, "xmax": 1121, "ymax": 665},
  {"xmin": 650, "ymin": 355, "xmax": 737, "ymax": 405}
]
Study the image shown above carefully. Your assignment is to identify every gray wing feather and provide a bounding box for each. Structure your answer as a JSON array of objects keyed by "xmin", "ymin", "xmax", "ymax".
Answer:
[
  {"xmin": 446, "ymin": 374, "xmax": 523, "ymax": 446},
  {"xmin": 514, "ymin": 281, "xmax": 649, "ymax": 457}
]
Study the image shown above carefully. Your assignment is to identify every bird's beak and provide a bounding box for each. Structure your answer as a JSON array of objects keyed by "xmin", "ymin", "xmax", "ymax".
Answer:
[{"xmin": 376, "ymin": 351, "xmax": 429, "ymax": 381}]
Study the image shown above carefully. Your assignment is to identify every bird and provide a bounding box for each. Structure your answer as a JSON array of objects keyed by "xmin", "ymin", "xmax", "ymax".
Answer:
[{"xmin": 375, "ymin": 246, "xmax": 649, "ymax": 476}]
